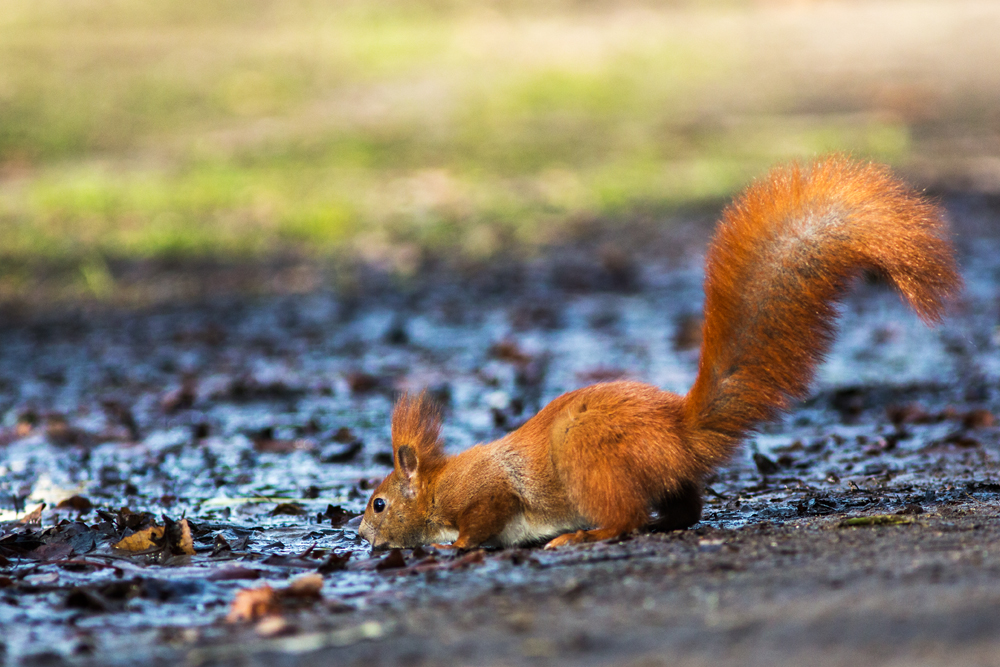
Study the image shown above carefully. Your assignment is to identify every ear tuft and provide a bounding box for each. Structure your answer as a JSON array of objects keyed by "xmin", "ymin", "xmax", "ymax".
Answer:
[{"xmin": 391, "ymin": 392, "xmax": 445, "ymax": 471}]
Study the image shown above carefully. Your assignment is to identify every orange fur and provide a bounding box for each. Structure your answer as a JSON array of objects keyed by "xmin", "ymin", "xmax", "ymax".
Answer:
[
  {"xmin": 390, "ymin": 392, "xmax": 446, "ymax": 472},
  {"xmin": 685, "ymin": 157, "xmax": 960, "ymax": 469},
  {"xmin": 359, "ymin": 156, "xmax": 962, "ymax": 550}
]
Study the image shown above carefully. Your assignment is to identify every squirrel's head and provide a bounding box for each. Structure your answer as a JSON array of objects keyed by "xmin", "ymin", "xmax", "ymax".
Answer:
[{"xmin": 359, "ymin": 392, "xmax": 448, "ymax": 549}]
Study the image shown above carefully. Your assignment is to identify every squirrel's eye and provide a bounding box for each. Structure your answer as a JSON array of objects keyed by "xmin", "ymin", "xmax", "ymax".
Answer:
[{"xmin": 373, "ymin": 498, "xmax": 386, "ymax": 513}]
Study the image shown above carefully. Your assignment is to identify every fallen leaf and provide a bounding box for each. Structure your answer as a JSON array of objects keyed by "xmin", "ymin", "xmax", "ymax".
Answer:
[
  {"xmin": 227, "ymin": 573, "xmax": 325, "ymax": 624},
  {"xmin": 331, "ymin": 427, "xmax": 355, "ymax": 443},
  {"xmin": 964, "ymin": 409, "xmax": 995, "ymax": 429},
  {"xmin": 19, "ymin": 504, "xmax": 45, "ymax": 524},
  {"xmin": 284, "ymin": 573, "xmax": 324, "ymax": 599},
  {"xmin": 28, "ymin": 542, "xmax": 74, "ymax": 561},
  {"xmin": 210, "ymin": 534, "xmax": 232, "ymax": 557},
  {"xmin": 489, "ymin": 339, "xmax": 532, "ymax": 364},
  {"xmin": 271, "ymin": 503, "xmax": 308, "ymax": 516},
  {"xmin": 66, "ymin": 587, "xmax": 112, "ymax": 612},
  {"xmin": 319, "ymin": 505, "xmax": 359, "ymax": 527},
  {"xmin": 207, "ymin": 567, "xmax": 262, "ymax": 582},
  {"xmin": 346, "ymin": 372, "xmax": 384, "ymax": 394},
  {"xmin": 375, "ymin": 549, "xmax": 407, "ymax": 571},
  {"xmin": 171, "ymin": 518, "xmax": 196, "ymax": 556},
  {"xmin": 447, "ymin": 550, "xmax": 485, "ymax": 569},
  {"xmin": 227, "ymin": 585, "xmax": 279, "ymax": 622},
  {"xmin": 112, "ymin": 507, "xmax": 155, "ymax": 532},
  {"xmin": 0, "ymin": 531, "xmax": 43, "ymax": 557},
  {"xmin": 113, "ymin": 526, "xmax": 165, "ymax": 552},
  {"xmin": 112, "ymin": 516, "xmax": 195, "ymax": 556},
  {"xmin": 887, "ymin": 403, "xmax": 932, "ymax": 425},
  {"xmin": 260, "ymin": 553, "xmax": 320, "ymax": 569},
  {"xmin": 320, "ymin": 441, "xmax": 363, "ymax": 464},
  {"xmin": 55, "ymin": 496, "xmax": 93, "ymax": 514},
  {"xmin": 316, "ymin": 551, "xmax": 351, "ymax": 573}
]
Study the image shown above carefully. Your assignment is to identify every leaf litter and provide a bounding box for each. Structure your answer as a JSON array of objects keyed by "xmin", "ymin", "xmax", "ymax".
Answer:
[{"xmin": 0, "ymin": 200, "xmax": 1000, "ymax": 665}]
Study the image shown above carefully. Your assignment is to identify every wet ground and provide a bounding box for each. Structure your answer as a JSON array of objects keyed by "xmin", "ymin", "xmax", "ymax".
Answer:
[{"xmin": 2, "ymin": 195, "xmax": 1000, "ymax": 666}]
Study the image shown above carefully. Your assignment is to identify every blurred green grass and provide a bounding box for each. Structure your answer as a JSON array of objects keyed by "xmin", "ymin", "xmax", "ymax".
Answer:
[{"xmin": 1, "ymin": 0, "xmax": 997, "ymax": 297}]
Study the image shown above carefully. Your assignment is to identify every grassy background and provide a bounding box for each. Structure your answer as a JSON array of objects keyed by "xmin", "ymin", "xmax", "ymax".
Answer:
[{"xmin": 1, "ymin": 0, "xmax": 998, "ymax": 298}]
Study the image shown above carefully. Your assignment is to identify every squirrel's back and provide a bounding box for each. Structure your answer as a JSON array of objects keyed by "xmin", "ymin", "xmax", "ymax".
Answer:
[{"xmin": 683, "ymin": 157, "xmax": 961, "ymax": 469}]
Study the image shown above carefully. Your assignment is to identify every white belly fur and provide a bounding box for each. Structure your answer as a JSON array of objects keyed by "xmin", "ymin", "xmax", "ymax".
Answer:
[
  {"xmin": 431, "ymin": 526, "xmax": 460, "ymax": 544},
  {"xmin": 493, "ymin": 513, "xmax": 591, "ymax": 547}
]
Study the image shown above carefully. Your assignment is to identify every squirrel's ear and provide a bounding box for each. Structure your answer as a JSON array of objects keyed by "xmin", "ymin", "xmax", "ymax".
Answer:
[
  {"xmin": 396, "ymin": 444, "xmax": 419, "ymax": 498},
  {"xmin": 397, "ymin": 444, "xmax": 418, "ymax": 479},
  {"xmin": 391, "ymin": 391, "xmax": 445, "ymax": 469}
]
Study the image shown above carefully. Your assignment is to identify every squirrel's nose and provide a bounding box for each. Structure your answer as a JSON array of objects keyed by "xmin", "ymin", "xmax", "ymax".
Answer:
[{"xmin": 358, "ymin": 519, "xmax": 373, "ymax": 543}]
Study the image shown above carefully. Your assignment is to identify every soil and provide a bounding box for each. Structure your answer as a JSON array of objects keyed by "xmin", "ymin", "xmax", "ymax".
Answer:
[{"xmin": 2, "ymin": 195, "xmax": 1000, "ymax": 667}]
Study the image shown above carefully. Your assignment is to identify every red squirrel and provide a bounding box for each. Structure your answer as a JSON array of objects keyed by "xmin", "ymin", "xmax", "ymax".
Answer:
[{"xmin": 358, "ymin": 156, "xmax": 961, "ymax": 550}]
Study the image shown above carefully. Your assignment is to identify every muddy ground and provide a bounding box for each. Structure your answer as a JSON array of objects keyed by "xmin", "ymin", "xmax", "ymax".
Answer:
[{"xmin": 2, "ymin": 195, "xmax": 1000, "ymax": 666}]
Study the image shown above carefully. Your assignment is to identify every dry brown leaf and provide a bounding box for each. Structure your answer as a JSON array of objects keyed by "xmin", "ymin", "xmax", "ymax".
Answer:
[
  {"xmin": 227, "ymin": 573, "xmax": 325, "ymax": 624},
  {"xmin": 19, "ymin": 504, "xmax": 45, "ymax": 524},
  {"xmin": 284, "ymin": 573, "xmax": 324, "ymax": 599},
  {"xmin": 174, "ymin": 518, "xmax": 195, "ymax": 556},
  {"xmin": 317, "ymin": 550, "xmax": 351, "ymax": 573},
  {"xmin": 55, "ymin": 495, "xmax": 93, "ymax": 513},
  {"xmin": 112, "ymin": 526, "xmax": 164, "ymax": 552},
  {"xmin": 270, "ymin": 503, "xmax": 308, "ymax": 516},
  {"xmin": 227, "ymin": 585, "xmax": 278, "ymax": 623},
  {"xmin": 447, "ymin": 549, "xmax": 486, "ymax": 569},
  {"xmin": 375, "ymin": 549, "xmax": 407, "ymax": 571},
  {"xmin": 489, "ymin": 339, "xmax": 532, "ymax": 364},
  {"xmin": 964, "ymin": 408, "xmax": 995, "ymax": 429}
]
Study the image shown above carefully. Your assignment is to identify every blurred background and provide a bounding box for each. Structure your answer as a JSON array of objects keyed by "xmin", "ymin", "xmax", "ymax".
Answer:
[{"xmin": 1, "ymin": 0, "xmax": 998, "ymax": 303}]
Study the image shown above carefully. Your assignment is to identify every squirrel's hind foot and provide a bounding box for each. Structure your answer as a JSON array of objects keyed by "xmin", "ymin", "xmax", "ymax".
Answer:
[{"xmin": 543, "ymin": 527, "xmax": 626, "ymax": 549}]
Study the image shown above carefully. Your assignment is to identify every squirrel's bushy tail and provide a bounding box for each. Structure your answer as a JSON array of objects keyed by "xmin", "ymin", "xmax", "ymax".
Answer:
[{"xmin": 682, "ymin": 156, "xmax": 961, "ymax": 469}]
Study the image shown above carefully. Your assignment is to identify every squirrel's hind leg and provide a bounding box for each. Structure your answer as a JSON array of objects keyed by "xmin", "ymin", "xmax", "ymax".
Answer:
[
  {"xmin": 648, "ymin": 481, "xmax": 702, "ymax": 532},
  {"xmin": 543, "ymin": 483, "xmax": 704, "ymax": 548}
]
